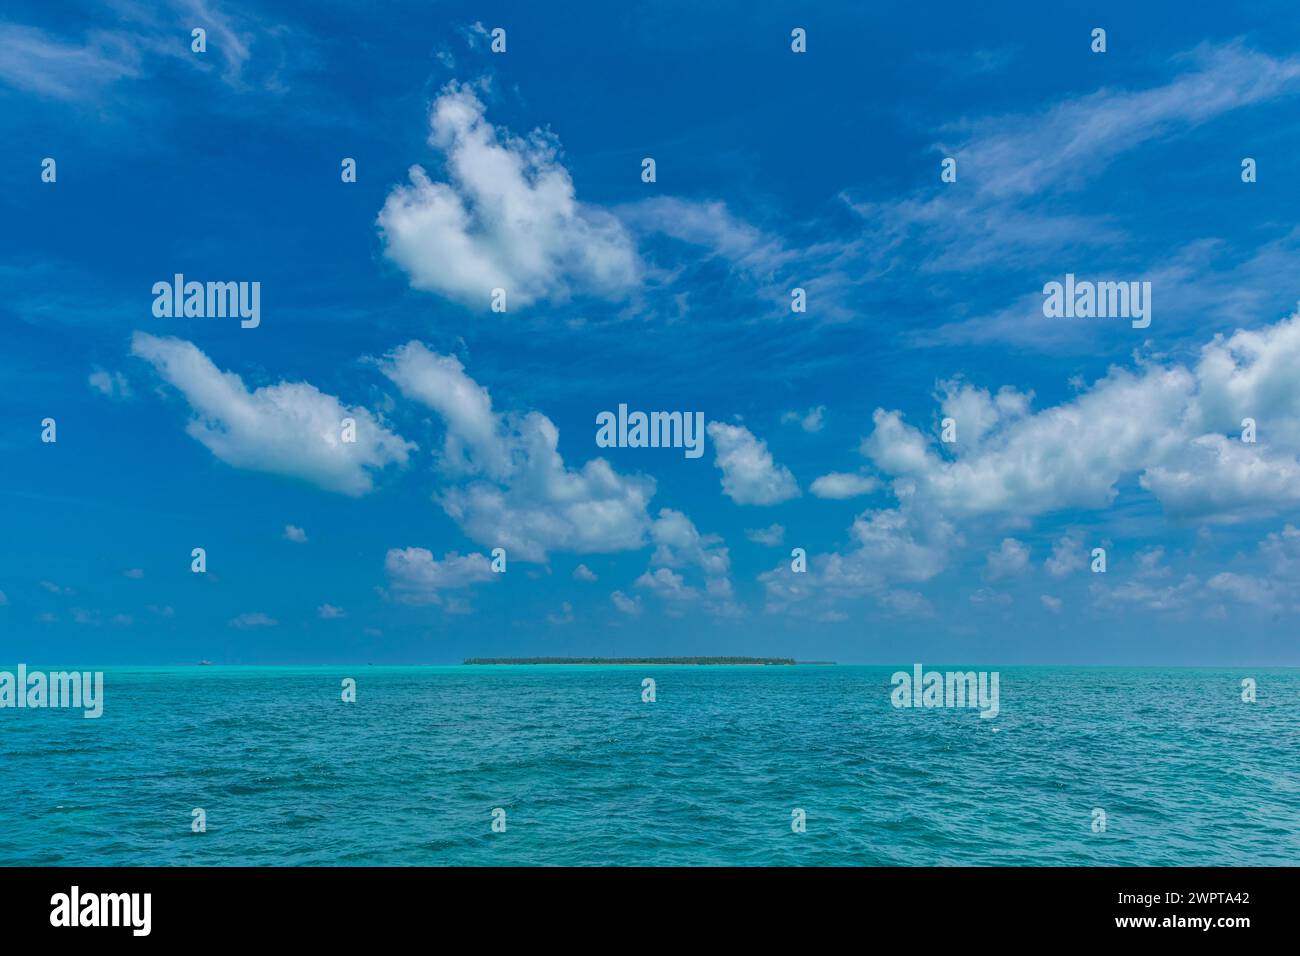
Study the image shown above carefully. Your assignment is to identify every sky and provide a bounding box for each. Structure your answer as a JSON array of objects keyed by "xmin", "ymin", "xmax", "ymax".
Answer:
[{"xmin": 4, "ymin": 0, "xmax": 1300, "ymax": 665}]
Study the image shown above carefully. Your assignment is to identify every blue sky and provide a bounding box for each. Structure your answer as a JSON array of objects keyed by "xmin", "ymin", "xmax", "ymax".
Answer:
[{"xmin": 5, "ymin": 0, "xmax": 1300, "ymax": 664}]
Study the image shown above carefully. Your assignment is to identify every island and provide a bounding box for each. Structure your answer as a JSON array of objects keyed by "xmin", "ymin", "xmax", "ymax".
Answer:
[{"xmin": 464, "ymin": 657, "xmax": 811, "ymax": 665}]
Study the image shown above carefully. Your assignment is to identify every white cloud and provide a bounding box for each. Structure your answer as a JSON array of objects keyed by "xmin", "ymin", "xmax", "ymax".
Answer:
[
  {"xmin": 781, "ymin": 406, "xmax": 825, "ymax": 432},
  {"xmin": 985, "ymin": 538, "xmax": 1030, "ymax": 580},
  {"xmin": 862, "ymin": 367, "xmax": 1193, "ymax": 520},
  {"xmin": 854, "ymin": 44, "xmax": 1300, "ymax": 271},
  {"xmin": 283, "ymin": 524, "xmax": 308, "ymax": 543},
  {"xmin": 0, "ymin": 23, "xmax": 143, "ymax": 100},
  {"xmin": 1096, "ymin": 575, "xmax": 1200, "ymax": 613},
  {"xmin": 620, "ymin": 197, "xmax": 798, "ymax": 279},
  {"xmin": 132, "ymin": 333, "xmax": 414, "ymax": 496},
  {"xmin": 809, "ymin": 472, "xmax": 878, "ymax": 500},
  {"xmin": 381, "ymin": 341, "xmax": 655, "ymax": 561},
  {"xmin": 230, "ymin": 612, "xmax": 276, "ymax": 629},
  {"xmin": 1207, "ymin": 572, "xmax": 1276, "ymax": 608},
  {"xmin": 1040, "ymin": 595, "xmax": 1063, "ymax": 614},
  {"xmin": 878, "ymin": 589, "xmax": 934, "ymax": 618},
  {"xmin": 1134, "ymin": 546, "xmax": 1170, "ymax": 578},
  {"xmin": 1141, "ymin": 436, "xmax": 1300, "ymax": 522},
  {"xmin": 572, "ymin": 563, "xmax": 597, "ymax": 582},
  {"xmin": 746, "ymin": 523, "xmax": 785, "ymax": 546},
  {"xmin": 649, "ymin": 509, "xmax": 729, "ymax": 576},
  {"xmin": 760, "ymin": 507, "xmax": 955, "ymax": 616},
  {"xmin": 378, "ymin": 82, "xmax": 640, "ymax": 308},
  {"xmin": 858, "ymin": 311, "xmax": 1300, "ymax": 526},
  {"xmin": 611, "ymin": 590, "xmax": 641, "ymax": 615},
  {"xmin": 1045, "ymin": 533, "xmax": 1086, "ymax": 578},
  {"xmin": 123, "ymin": 568, "xmax": 144, "ymax": 579},
  {"xmin": 89, "ymin": 367, "xmax": 131, "ymax": 400},
  {"xmin": 317, "ymin": 604, "xmax": 346, "ymax": 619},
  {"xmin": 377, "ymin": 342, "xmax": 509, "ymax": 478},
  {"xmin": 707, "ymin": 422, "xmax": 799, "ymax": 505},
  {"xmin": 950, "ymin": 43, "xmax": 1300, "ymax": 203},
  {"xmin": 547, "ymin": 601, "xmax": 574, "ymax": 625},
  {"xmin": 1188, "ymin": 524, "xmax": 1300, "ymax": 615},
  {"xmin": 937, "ymin": 380, "xmax": 1031, "ymax": 452},
  {"xmin": 637, "ymin": 510, "xmax": 739, "ymax": 617},
  {"xmin": 0, "ymin": 590, "xmax": 8, "ymax": 606},
  {"xmin": 634, "ymin": 568, "xmax": 741, "ymax": 618},
  {"xmin": 383, "ymin": 548, "xmax": 494, "ymax": 606},
  {"xmin": 1261, "ymin": 524, "xmax": 1300, "ymax": 576},
  {"xmin": 0, "ymin": 5, "xmax": 264, "ymax": 102}
]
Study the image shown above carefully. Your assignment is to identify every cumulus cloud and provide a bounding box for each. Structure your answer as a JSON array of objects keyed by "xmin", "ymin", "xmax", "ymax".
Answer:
[
  {"xmin": 938, "ymin": 380, "xmax": 1031, "ymax": 451},
  {"xmin": 878, "ymin": 589, "xmax": 934, "ymax": 618},
  {"xmin": 985, "ymin": 538, "xmax": 1030, "ymax": 580},
  {"xmin": 1206, "ymin": 572, "xmax": 1276, "ymax": 608},
  {"xmin": 859, "ymin": 311, "xmax": 1300, "ymax": 526},
  {"xmin": 649, "ymin": 509, "xmax": 729, "ymax": 576},
  {"xmin": 1040, "ymin": 594, "xmax": 1063, "ymax": 614},
  {"xmin": 809, "ymin": 472, "xmax": 878, "ymax": 500},
  {"xmin": 383, "ymin": 548, "xmax": 494, "ymax": 606},
  {"xmin": 634, "ymin": 568, "xmax": 741, "ymax": 618},
  {"xmin": 1141, "ymin": 435, "xmax": 1300, "ymax": 521},
  {"xmin": 611, "ymin": 590, "xmax": 641, "ymax": 615},
  {"xmin": 1045, "ymin": 533, "xmax": 1087, "ymax": 578},
  {"xmin": 377, "ymin": 82, "xmax": 640, "ymax": 308},
  {"xmin": 746, "ymin": 523, "xmax": 785, "ymax": 546},
  {"xmin": 572, "ymin": 563, "xmax": 597, "ymax": 582},
  {"xmin": 132, "ymin": 333, "xmax": 414, "ymax": 496},
  {"xmin": 1091, "ymin": 567, "xmax": 1202, "ymax": 613},
  {"xmin": 380, "ymin": 341, "xmax": 655, "ymax": 561},
  {"xmin": 1184, "ymin": 524, "xmax": 1300, "ymax": 616},
  {"xmin": 760, "ymin": 507, "xmax": 956, "ymax": 616},
  {"xmin": 283, "ymin": 524, "xmax": 308, "ymax": 543},
  {"xmin": 317, "ymin": 604, "xmax": 346, "ymax": 619},
  {"xmin": 862, "ymin": 368, "xmax": 1193, "ymax": 519},
  {"xmin": 707, "ymin": 422, "xmax": 799, "ymax": 505}
]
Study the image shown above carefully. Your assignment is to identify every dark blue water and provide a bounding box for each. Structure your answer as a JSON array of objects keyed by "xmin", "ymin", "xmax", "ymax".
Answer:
[{"xmin": 1, "ymin": 665, "xmax": 1297, "ymax": 865}]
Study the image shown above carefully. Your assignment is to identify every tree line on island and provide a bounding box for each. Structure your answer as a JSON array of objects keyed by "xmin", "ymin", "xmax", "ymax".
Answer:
[{"xmin": 463, "ymin": 657, "xmax": 809, "ymax": 665}]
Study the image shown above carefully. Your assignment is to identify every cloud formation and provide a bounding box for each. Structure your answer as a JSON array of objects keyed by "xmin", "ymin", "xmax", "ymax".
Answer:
[
  {"xmin": 380, "ymin": 341, "xmax": 656, "ymax": 561},
  {"xmin": 378, "ymin": 82, "xmax": 640, "ymax": 308},
  {"xmin": 707, "ymin": 422, "xmax": 799, "ymax": 505},
  {"xmin": 132, "ymin": 333, "xmax": 414, "ymax": 496},
  {"xmin": 383, "ymin": 548, "xmax": 494, "ymax": 606}
]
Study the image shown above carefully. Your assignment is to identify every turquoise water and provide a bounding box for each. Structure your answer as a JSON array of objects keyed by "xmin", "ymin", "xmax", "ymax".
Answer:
[{"xmin": 1, "ymin": 665, "xmax": 1297, "ymax": 866}]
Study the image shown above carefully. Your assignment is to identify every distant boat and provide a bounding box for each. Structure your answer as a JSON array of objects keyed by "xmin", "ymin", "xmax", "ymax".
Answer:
[{"xmin": 197, "ymin": 660, "xmax": 214, "ymax": 666}]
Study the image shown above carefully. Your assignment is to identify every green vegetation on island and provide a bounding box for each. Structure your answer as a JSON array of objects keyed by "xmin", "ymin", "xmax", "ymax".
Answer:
[{"xmin": 464, "ymin": 656, "xmax": 803, "ymax": 665}]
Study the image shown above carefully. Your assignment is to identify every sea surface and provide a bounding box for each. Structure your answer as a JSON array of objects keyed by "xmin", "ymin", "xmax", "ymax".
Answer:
[{"xmin": 1, "ymin": 665, "xmax": 1297, "ymax": 866}]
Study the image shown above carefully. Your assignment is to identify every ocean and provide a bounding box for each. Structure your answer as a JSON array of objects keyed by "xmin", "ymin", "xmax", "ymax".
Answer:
[{"xmin": 1, "ymin": 665, "xmax": 1297, "ymax": 866}]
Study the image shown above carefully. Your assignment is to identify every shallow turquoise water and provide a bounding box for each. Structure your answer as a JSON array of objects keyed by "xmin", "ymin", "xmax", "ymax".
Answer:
[{"xmin": 1, "ymin": 665, "xmax": 1297, "ymax": 865}]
